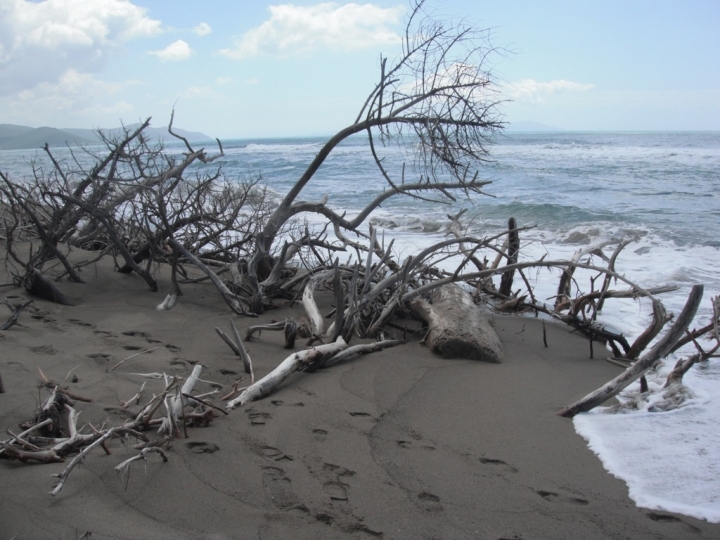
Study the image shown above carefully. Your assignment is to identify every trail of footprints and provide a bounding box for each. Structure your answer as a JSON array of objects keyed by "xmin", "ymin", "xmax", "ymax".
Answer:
[
  {"xmin": 244, "ymin": 399, "xmax": 386, "ymax": 536},
  {"xmin": 22, "ymin": 311, "xmax": 184, "ymax": 370},
  {"xmin": 63, "ymin": 321, "xmax": 185, "ymax": 369},
  {"xmin": 29, "ymin": 310, "xmax": 648, "ymax": 535}
]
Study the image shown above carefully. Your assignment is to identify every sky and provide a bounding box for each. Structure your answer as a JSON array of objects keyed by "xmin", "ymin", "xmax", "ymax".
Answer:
[{"xmin": 0, "ymin": 0, "xmax": 718, "ymax": 138}]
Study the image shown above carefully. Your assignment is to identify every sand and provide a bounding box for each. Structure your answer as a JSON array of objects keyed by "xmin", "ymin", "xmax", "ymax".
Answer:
[{"xmin": 1, "ymin": 252, "xmax": 718, "ymax": 540}]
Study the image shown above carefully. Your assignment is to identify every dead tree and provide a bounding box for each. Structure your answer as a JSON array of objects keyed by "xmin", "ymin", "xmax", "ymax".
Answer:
[
  {"xmin": 0, "ymin": 116, "xmax": 275, "ymax": 305},
  {"xmin": 244, "ymin": 0, "xmax": 504, "ymax": 312}
]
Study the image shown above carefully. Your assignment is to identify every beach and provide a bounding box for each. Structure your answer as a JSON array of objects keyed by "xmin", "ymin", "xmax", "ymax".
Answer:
[{"xmin": 2, "ymin": 251, "xmax": 718, "ymax": 539}]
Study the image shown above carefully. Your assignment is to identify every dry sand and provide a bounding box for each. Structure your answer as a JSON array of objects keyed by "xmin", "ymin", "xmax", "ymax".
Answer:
[{"xmin": 1, "ymin": 252, "xmax": 718, "ymax": 539}]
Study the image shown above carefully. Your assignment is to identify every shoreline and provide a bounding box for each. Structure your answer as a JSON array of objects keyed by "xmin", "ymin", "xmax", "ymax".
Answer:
[{"xmin": 1, "ymin": 251, "xmax": 718, "ymax": 539}]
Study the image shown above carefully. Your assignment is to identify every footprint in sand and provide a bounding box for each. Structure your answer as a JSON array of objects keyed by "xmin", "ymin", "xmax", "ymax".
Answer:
[
  {"xmin": 417, "ymin": 492, "xmax": 443, "ymax": 512},
  {"xmin": 479, "ymin": 457, "xmax": 518, "ymax": 473},
  {"xmin": 69, "ymin": 319, "xmax": 94, "ymax": 328},
  {"xmin": 271, "ymin": 400, "xmax": 305, "ymax": 407},
  {"xmin": 122, "ymin": 330, "xmax": 150, "ymax": 338},
  {"xmin": 348, "ymin": 411, "xmax": 376, "ymax": 422},
  {"xmin": 647, "ymin": 512, "xmax": 701, "ymax": 533},
  {"xmin": 87, "ymin": 352, "xmax": 115, "ymax": 365},
  {"xmin": 396, "ymin": 440, "xmax": 435, "ymax": 451},
  {"xmin": 262, "ymin": 466, "xmax": 299, "ymax": 510},
  {"xmin": 185, "ymin": 441, "xmax": 220, "ymax": 454},
  {"xmin": 262, "ymin": 445, "xmax": 294, "ymax": 461},
  {"xmin": 323, "ymin": 481, "xmax": 349, "ymax": 501},
  {"xmin": 536, "ymin": 490, "xmax": 589, "ymax": 505},
  {"xmin": 323, "ymin": 463, "xmax": 356, "ymax": 478},
  {"xmin": 246, "ymin": 409, "xmax": 271, "ymax": 426},
  {"xmin": 32, "ymin": 314, "xmax": 55, "ymax": 323},
  {"xmin": 342, "ymin": 523, "xmax": 383, "ymax": 537},
  {"xmin": 30, "ymin": 344, "xmax": 58, "ymax": 355},
  {"xmin": 313, "ymin": 429, "xmax": 328, "ymax": 442},
  {"xmin": 93, "ymin": 329, "xmax": 116, "ymax": 338},
  {"xmin": 122, "ymin": 344, "xmax": 144, "ymax": 351}
]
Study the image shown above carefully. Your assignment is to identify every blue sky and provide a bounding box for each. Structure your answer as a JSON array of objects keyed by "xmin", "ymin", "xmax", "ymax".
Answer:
[{"xmin": 0, "ymin": 0, "xmax": 718, "ymax": 137}]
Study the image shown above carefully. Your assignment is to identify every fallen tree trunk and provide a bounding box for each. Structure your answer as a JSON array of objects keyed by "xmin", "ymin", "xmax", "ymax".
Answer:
[
  {"xmin": 557, "ymin": 284, "xmax": 703, "ymax": 417},
  {"xmin": 410, "ymin": 283, "xmax": 504, "ymax": 363}
]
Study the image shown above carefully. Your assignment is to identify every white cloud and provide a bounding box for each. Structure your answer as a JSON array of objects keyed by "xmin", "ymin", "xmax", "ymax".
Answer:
[
  {"xmin": 149, "ymin": 40, "xmax": 192, "ymax": 61},
  {"xmin": 0, "ymin": 69, "xmax": 135, "ymax": 125},
  {"xmin": 181, "ymin": 85, "xmax": 221, "ymax": 99},
  {"xmin": 0, "ymin": 0, "xmax": 161, "ymax": 95},
  {"xmin": 193, "ymin": 22, "xmax": 212, "ymax": 36},
  {"xmin": 220, "ymin": 3, "xmax": 404, "ymax": 59},
  {"xmin": 216, "ymin": 77, "xmax": 232, "ymax": 85},
  {"xmin": 505, "ymin": 79, "xmax": 596, "ymax": 103}
]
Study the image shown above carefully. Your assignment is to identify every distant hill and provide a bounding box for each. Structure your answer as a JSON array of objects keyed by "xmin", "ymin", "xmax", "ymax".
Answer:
[
  {"xmin": 0, "ymin": 123, "xmax": 213, "ymax": 150},
  {"xmin": 62, "ymin": 125, "xmax": 214, "ymax": 145},
  {"xmin": 505, "ymin": 121, "xmax": 563, "ymax": 132},
  {"xmin": 0, "ymin": 125, "xmax": 95, "ymax": 150}
]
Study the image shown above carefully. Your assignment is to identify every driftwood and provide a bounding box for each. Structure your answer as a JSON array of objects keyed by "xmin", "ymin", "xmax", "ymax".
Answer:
[
  {"xmin": 215, "ymin": 320, "xmax": 253, "ymax": 374},
  {"xmin": 0, "ymin": 362, "xmax": 221, "ymax": 495},
  {"xmin": 24, "ymin": 269, "xmax": 74, "ymax": 306},
  {"xmin": 411, "ymin": 284, "xmax": 504, "ymax": 363},
  {"xmin": 227, "ymin": 338, "xmax": 348, "ymax": 409},
  {"xmin": 499, "ymin": 217, "xmax": 519, "ymax": 297},
  {"xmin": 244, "ymin": 319, "xmax": 300, "ymax": 349},
  {"xmin": 558, "ymin": 284, "xmax": 704, "ymax": 417},
  {"xmin": 168, "ymin": 238, "xmax": 249, "ymax": 316},
  {"xmin": 1, "ymin": 298, "xmax": 33, "ymax": 330}
]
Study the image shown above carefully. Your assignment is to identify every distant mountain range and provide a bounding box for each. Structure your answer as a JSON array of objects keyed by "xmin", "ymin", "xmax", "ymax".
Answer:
[{"xmin": 0, "ymin": 123, "xmax": 213, "ymax": 151}]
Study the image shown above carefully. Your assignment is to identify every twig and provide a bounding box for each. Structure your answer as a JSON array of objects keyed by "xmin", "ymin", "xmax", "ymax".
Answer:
[{"xmin": 109, "ymin": 346, "xmax": 163, "ymax": 372}]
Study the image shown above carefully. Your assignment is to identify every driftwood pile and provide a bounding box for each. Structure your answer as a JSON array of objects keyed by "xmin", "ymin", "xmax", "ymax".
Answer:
[
  {"xmin": 2, "ymin": 208, "xmax": 719, "ymax": 496},
  {"xmin": 1, "ymin": 0, "xmax": 718, "ymax": 496}
]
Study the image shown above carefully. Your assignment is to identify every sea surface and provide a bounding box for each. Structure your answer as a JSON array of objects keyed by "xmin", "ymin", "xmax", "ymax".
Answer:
[{"xmin": 2, "ymin": 130, "xmax": 719, "ymax": 521}]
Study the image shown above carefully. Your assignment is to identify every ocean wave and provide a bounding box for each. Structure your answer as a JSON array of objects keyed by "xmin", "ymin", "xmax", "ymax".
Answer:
[{"xmin": 369, "ymin": 216, "xmax": 444, "ymax": 233}]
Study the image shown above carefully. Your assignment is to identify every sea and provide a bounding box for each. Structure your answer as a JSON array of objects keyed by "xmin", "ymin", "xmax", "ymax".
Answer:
[{"xmin": 2, "ymin": 130, "xmax": 719, "ymax": 521}]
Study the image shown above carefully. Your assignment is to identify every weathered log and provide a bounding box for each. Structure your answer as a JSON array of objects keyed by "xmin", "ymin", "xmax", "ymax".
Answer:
[
  {"xmin": 558, "ymin": 284, "xmax": 703, "ymax": 417},
  {"xmin": 227, "ymin": 338, "xmax": 348, "ymax": 409},
  {"xmin": 410, "ymin": 284, "xmax": 504, "ymax": 363}
]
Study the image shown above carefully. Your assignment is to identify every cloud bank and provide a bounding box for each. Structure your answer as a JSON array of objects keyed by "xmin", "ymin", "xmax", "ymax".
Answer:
[
  {"xmin": 0, "ymin": 0, "xmax": 161, "ymax": 95},
  {"xmin": 506, "ymin": 79, "xmax": 596, "ymax": 102},
  {"xmin": 220, "ymin": 2, "xmax": 404, "ymax": 59},
  {"xmin": 0, "ymin": 69, "xmax": 135, "ymax": 126}
]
